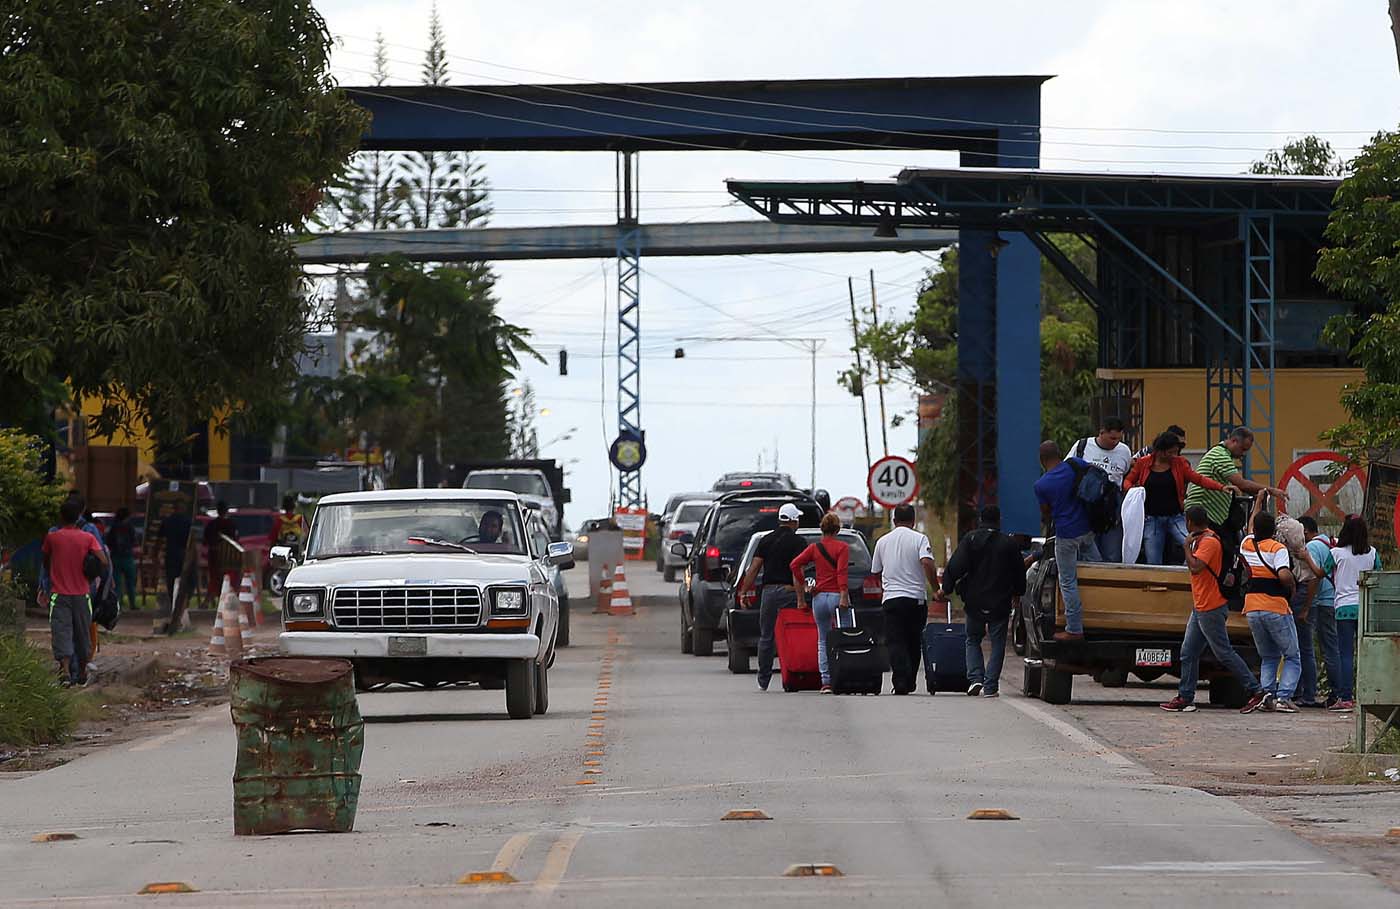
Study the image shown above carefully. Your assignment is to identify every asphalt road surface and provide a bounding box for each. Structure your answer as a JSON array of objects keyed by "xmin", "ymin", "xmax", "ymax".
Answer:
[{"xmin": 0, "ymin": 566, "xmax": 1394, "ymax": 907}]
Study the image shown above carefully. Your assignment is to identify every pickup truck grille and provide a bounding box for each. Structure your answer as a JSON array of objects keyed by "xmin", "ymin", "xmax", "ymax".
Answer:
[{"xmin": 331, "ymin": 586, "xmax": 483, "ymax": 630}]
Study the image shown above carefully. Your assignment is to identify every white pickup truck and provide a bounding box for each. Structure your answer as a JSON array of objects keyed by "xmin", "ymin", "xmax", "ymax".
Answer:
[{"xmin": 274, "ymin": 488, "xmax": 572, "ymax": 719}]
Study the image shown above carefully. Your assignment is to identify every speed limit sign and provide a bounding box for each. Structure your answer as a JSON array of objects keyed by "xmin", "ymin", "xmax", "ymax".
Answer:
[{"xmin": 868, "ymin": 455, "xmax": 919, "ymax": 508}]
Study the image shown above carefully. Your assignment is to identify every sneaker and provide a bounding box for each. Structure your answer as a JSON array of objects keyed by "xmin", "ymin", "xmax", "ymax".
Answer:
[
  {"xmin": 892, "ymin": 688, "xmax": 911, "ymax": 696},
  {"xmin": 967, "ymin": 682, "xmax": 984, "ymax": 697},
  {"xmin": 1296, "ymin": 700, "xmax": 1325, "ymax": 709},
  {"xmin": 757, "ymin": 676, "xmax": 770, "ymax": 692},
  {"xmin": 1328, "ymin": 699, "xmax": 1355, "ymax": 712},
  {"xmin": 1274, "ymin": 699, "xmax": 1299, "ymax": 713},
  {"xmin": 58, "ymin": 678, "xmax": 74, "ymax": 689},
  {"xmin": 819, "ymin": 685, "xmax": 834, "ymax": 694},
  {"xmin": 1241, "ymin": 691, "xmax": 1272, "ymax": 714},
  {"xmin": 980, "ymin": 690, "xmax": 1000, "ymax": 698},
  {"xmin": 76, "ymin": 674, "xmax": 90, "ymax": 688},
  {"xmin": 1160, "ymin": 696, "xmax": 1197, "ymax": 712}
]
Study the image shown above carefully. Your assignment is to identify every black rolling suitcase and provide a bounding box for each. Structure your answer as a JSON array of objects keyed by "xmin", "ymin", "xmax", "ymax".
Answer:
[
  {"xmin": 922, "ymin": 601, "xmax": 967, "ymax": 694},
  {"xmin": 827, "ymin": 607, "xmax": 886, "ymax": 695}
]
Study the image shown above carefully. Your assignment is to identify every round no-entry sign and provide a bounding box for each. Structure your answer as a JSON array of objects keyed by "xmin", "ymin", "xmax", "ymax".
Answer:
[
  {"xmin": 833, "ymin": 496, "xmax": 868, "ymax": 521},
  {"xmin": 868, "ymin": 455, "xmax": 919, "ymax": 508}
]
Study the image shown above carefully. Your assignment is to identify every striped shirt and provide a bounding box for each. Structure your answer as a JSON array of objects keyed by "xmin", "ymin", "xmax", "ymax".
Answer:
[
  {"xmin": 1241, "ymin": 535, "xmax": 1291, "ymax": 615},
  {"xmin": 1183, "ymin": 444, "xmax": 1240, "ymax": 525}
]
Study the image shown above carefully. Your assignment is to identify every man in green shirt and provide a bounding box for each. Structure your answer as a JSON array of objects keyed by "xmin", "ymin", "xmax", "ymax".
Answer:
[{"xmin": 1184, "ymin": 427, "xmax": 1285, "ymax": 558}]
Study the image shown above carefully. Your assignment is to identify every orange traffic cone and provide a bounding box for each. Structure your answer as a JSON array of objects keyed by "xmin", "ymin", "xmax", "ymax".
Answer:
[
  {"xmin": 594, "ymin": 564, "xmax": 613, "ymax": 614},
  {"xmin": 609, "ymin": 564, "xmax": 634, "ymax": 616},
  {"xmin": 239, "ymin": 572, "xmax": 259, "ymax": 627},
  {"xmin": 208, "ymin": 604, "xmax": 226, "ymax": 656},
  {"xmin": 219, "ymin": 578, "xmax": 244, "ymax": 660}
]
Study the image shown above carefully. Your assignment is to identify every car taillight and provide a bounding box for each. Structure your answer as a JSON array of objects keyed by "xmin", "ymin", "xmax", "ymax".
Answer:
[
  {"xmin": 705, "ymin": 545, "xmax": 722, "ymax": 579},
  {"xmin": 740, "ymin": 480, "xmax": 753, "ymax": 487},
  {"xmin": 669, "ymin": 529, "xmax": 686, "ymax": 539},
  {"xmin": 863, "ymin": 576, "xmax": 882, "ymax": 599}
]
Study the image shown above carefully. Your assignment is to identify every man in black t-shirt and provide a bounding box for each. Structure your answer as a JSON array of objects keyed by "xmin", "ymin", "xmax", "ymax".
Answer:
[{"xmin": 737, "ymin": 504, "xmax": 809, "ymax": 691}]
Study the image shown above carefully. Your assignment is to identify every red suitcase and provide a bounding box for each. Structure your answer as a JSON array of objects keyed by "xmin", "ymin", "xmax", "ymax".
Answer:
[{"xmin": 775, "ymin": 607, "xmax": 822, "ymax": 692}]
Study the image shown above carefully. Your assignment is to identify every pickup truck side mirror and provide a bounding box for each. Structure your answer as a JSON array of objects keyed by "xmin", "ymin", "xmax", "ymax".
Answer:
[
  {"xmin": 270, "ymin": 545, "xmax": 297, "ymax": 566},
  {"xmin": 670, "ymin": 542, "xmax": 690, "ymax": 559},
  {"xmin": 546, "ymin": 541, "xmax": 575, "ymax": 569}
]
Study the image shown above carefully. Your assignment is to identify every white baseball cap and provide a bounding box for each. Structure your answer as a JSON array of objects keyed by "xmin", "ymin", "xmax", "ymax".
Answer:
[{"xmin": 778, "ymin": 503, "xmax": 802, "ymax": 523}]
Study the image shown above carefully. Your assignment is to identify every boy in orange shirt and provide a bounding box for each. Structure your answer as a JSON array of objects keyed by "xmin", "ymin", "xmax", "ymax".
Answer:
[
  {"xmin": 1240, "ymin": 505, "xmax": 1300, "ymax": 712},
  {"xmin": 1160, "ymin": 506, "xmax": 1268, "ymax": 714}
]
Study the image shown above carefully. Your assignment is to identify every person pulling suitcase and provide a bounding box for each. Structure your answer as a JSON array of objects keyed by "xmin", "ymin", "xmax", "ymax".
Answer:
[
  {"xmin": 738, "ymin": 503, "xmax": 810, "ymax": 692},
  {"xmin": 939, "ymin": 505, "xmax": 1026, "ymax": 698},
  {"xmin": 870, "ymin": 504, "xmax": 938, "ymax": 695},
  {"xmin": 792, "ymin": 512, "xmax": 852, "ymax": 694}
]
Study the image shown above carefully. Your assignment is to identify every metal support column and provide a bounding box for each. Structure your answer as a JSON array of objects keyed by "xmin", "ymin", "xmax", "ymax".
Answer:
[
  {"xmin": 616, "ymin": 151, "xmax": 643, "ymax": 507},
  {"xmin": 1241, "ymin": 212, "xmax": 1277, "ymax": 481},
  {"xmin": 955, "ymin": 228, "xmax": 998, "ymax": 536}
]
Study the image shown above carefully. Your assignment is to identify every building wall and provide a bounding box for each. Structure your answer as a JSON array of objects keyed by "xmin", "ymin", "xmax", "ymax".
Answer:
[{"xmin": 75, "ymin": 398, "xmax": 232, "ymax": 482}]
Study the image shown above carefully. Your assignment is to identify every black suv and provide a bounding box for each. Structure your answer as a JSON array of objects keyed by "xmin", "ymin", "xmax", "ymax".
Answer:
[{"xmin": 672, "ymin": 490, "xmax": 823, "ymax": 656}]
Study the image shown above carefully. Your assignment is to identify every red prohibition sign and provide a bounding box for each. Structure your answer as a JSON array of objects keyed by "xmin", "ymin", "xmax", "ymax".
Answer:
[{"xmin": 1278, "ymin": 451, "xmax": 1367, "ymax": 521}]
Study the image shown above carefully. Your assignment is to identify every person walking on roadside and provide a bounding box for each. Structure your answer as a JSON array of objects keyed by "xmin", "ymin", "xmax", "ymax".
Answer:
[
  {"xmin": 940, "ymin": 505, "xmax": 1025, "ymax": 698},
  {"xmin": 1241, "ymin": 505, "xmax": 1301, "ymax": 712},
  {"xmin": 203, "ymin": 500, "xmax": 239, "ymax": 602},
  {"xmin": 1184, "ymin": 427, "xmax": 1287, "ymax": 563},
  {"xmin": 1123, "ymin": 431, "xmax": 1232, "ymax": 565},
  {"xmin": 38, "ymin": 500, "xmax": 108, "ymax": 686},
  {"xmin": 1065, "ymin": 416, "xmax": 1134, "ymax": 561},
  {"xmin": 274, "ymin": 495, "xmax": 308, "ymax": 548},
  {"xmin": 791, "ymin": 512, "xmax": 851, "ymax": 694},
  {"xmin": 1300, "ymin": 516, "xmax": 1341, "ymax": 708},
  {"xmin": 105, "ymin": 506, "xmax": 139, "ymax": 613},
  {"xmin": 1272, "ymin": 507, "xmax": 1326, "ymax": 708},
  {"xmin": 870, "ymin": 503, "xmax": 938, "ymax": 695},
  {"xmin": 738, "ymin": 503, "xmax": 810, "ymax": 692},
  {"xmin": 1136, "ymin": 424, "xmax": 1187, "ymax": 459},
  {"xmin": 1161, "ymin": 506, "xmax": 1270, "ymax": 713},
  {"xmin": 159, "ymin": 508, "xmax": 193, "ymax": 603},
  {"xmin": 1035, "ymin": 440, "xmax": 1100, "ymax": 641},
  {"xmin": 1329, "ymin": 515, "xmax": 1380, "ymax": 712}
]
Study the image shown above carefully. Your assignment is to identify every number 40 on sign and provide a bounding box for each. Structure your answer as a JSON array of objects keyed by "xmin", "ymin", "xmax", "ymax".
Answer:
[{"xmin": 868, "ymin": 455, "xmax": 919, "ymax": 508}]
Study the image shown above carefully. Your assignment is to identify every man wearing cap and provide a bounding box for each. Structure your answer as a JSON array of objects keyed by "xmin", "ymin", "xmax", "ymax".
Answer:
[
  {"xmin": 871, "ymin": 503, "xmax": 939, "ymax": 695},
  {"xmin": 739, "ymin": 503, "xmax": 810, "ymax": 691}
]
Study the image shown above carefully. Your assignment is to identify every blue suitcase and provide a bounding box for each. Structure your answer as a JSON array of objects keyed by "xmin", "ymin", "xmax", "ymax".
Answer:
[{"xmin": 921, "ymin": 602, "xmax": 967, "ymax": 694}]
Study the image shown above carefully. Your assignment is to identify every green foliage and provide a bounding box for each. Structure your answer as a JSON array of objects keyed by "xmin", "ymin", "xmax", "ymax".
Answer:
[
  {"xmin": 1249, "ymin": 135, "xmax": 1348, "ymax": 176},
  {"xmin": 0, "ymin": 430, "xmax": 66, "ymax": 550},
  {"xmin": 0, "ymin": 0, "xmax": 368, "ymax": 441},
  {"xmin": 508, "ymin": 381, "xmax": 542, "ymax": 459},
  {"xmin": 1314, "ymin": 128, "xmax": 1400, "ymax": 462},
  {"xmin": 0, "ymin": 636, "xmax": 75, "ymax": 747}
]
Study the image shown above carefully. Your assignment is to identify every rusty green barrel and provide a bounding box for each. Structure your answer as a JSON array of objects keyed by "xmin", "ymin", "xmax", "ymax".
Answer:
[{"xmin": 230, "ymin": 657, "xmax": 364, "ymax": 836}]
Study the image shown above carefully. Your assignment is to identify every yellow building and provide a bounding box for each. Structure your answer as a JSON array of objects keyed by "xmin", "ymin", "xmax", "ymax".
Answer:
[{"xmin": 70, "ymin": 398, "xmax": 232, "ymax": 482}]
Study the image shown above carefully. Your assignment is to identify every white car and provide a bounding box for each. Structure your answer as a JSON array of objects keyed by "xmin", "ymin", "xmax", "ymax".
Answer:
[
  {"xmin": 274, "ymin": 488, "xmax": 572, "ymax": 719},
  {"xmin": 463, "ymin": 468, "xmax": 559, "ymax": 538},
  {"xmin": 661, "ymin": 499, "xmax": 715, "ymax": 582}
]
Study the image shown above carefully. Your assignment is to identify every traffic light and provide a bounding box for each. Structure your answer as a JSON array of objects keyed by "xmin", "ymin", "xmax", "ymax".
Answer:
[{"xmin": 558, "ymin": 348, "xmax": 568, "ymax": 376}]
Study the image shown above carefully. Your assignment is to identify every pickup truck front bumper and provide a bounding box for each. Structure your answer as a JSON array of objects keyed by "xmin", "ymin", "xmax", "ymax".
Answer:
[{"xmin": 280, "ymin": 631, "xmax": 541, "ymax": 660}]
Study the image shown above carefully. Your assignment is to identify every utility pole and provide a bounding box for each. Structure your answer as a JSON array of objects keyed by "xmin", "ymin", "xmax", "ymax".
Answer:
[
  {"xmin": 869, "ymin": 270, "xmax": 890, "ymax": 457},
  {"xmin": 848, "ymin": 277, "xmax": 874, "ymax": 509}
]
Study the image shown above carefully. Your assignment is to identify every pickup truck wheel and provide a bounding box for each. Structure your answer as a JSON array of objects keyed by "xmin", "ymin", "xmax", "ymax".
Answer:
[
  {"xmin": 664, "ymin": 565, "xmax": 676, "ymax": 583},
  {"xmin": 1039, "ymin": 667, "xmax": 1073, "ymax": 705},
  {"xmin": 506, "ymin": 659, "xmax": 536, "ymax": 719},
  {"xmin": 1097, "ymin": 667, "xmax": 1129, "ymax": 688},
  {"xmin": 727, "ymin": 643, "xmax": 751, "ymax": 674},
  {"xmin": 680, "ymin": 607, "xmax": 693, "ymax": 654},
  {"xmin": 1208, "ymin": 676, "xmax": 1248, "ymax": 708},
  {"xmin": 533, "ymin": 661, "xmax": 550, "ymax": 715},
  {"xmin": 556, "ymin": 596, "xmax": 570, "ymax": 648},
  {"xmin": 692, "ymin": 626, "xmax": 715, "ymax": 657},
  {"xmin": 1011, "ymin": 609, "xmax": 1027, "ymax": 657},
  {"xmin": 1022, "ymin": 661, "xmax": 1043, "ymax": 698}
]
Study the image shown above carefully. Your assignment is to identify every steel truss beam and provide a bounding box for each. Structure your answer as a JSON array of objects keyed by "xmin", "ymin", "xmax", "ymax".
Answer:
[{"xmin": 616, "ymin": 152, "xmax": 643, "ymax": 508}]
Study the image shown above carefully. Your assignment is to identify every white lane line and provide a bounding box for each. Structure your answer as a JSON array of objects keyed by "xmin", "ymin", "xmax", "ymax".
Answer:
[
  {"xmin": 491, "ymin": 832, "xmax": 534, "ymax": 874},
  {"xmin": 1003, "ymin": 696, "xmax": 1137, "ymax": 768},
  {"xmin": 534, "ymin": 831, "xmax": 583, "ymax": 894}
]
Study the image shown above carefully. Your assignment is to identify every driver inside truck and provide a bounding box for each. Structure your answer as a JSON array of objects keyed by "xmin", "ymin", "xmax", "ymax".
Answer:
[{"xmin": 479, "ymin": 510, "xmax": 504, "ymax": 544}]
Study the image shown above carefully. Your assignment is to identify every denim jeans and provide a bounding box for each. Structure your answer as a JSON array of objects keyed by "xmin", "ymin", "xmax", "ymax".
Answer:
[
  {"xmin": 1143, "ymin": 514, "xmax": 1187, "ymax": 566},
  {"xmin": 1336, "ymin": 617, "xmax": 1358, "ymax": 701},
  {"xmin": 811, "ymin": 592, "xmax": 840, "ymax": 685},
  {"xmin": 1313, "ymin": 603, "xmax": 1341, "ymax": 702},
  {"xmin": 1291, "ymin": 587, "xmax": 1318, "ymax": 703},
  {"xmin": 1054, "ymin": 532, "xmax": 1102, "ymax": 634},
  {"xmin": 965, "ymin": 612, "xmax": 1008, "ymax": 693},
  {"xmin": 1248, "ymin": 610, "xmax": 1302, "ymax": 700},
  {"xmin": 1177, "ymin": 605, "xmax": 1259, "ymax": 702},
  {"xmin": 756, "ymin": 586, "xmax": 798, "ymax": 686},
  {"xmin": 1095, "ymin": 524, "xmax": 1124, "ymax": 563}
]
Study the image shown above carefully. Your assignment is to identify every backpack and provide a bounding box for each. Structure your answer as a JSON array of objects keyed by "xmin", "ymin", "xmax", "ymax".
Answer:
[
  {"xmin": 92, "ymin": 577, "xmax": 121, "ymax": 631},
  {"xmin": 1202, "ymin": 545, "xmax": 1250, "ymax": 603},
  {"xmin": 1067, "ymin": 457, "xmax": 1122, "ymax": 535}
]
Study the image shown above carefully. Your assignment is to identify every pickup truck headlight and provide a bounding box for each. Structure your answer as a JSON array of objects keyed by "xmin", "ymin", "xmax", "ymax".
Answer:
[
  {"xmin": 491, "ymin": 587, "xmax": 527, "ymax": 616},
  {"xmin": 288, "ymin": 590, "xmax": 323, "ymax": 616}
]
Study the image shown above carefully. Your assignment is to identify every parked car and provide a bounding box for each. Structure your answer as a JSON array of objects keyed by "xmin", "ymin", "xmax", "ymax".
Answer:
[
  {"xmin": 660, "ymin": 498, "xmax": 715, "ymax": 583},
  {"xmin": 672, "ymin": 490, "xmax": 823, "ymax": 656},
  {"xmin": 710, "ymin": 472, "xmax": 798, "ymax": 493},
  {"xmin": 654, "ymin": 491, "xmax": 717, "ymax": 572},
  {"xmin": 571, "ymin": 517, "xmax": 619, "ymax": 562},
  {"xmin": 721, "ymin": 527, "xmax": 883, "ymax": 674},
  {"xmin": 274, "ymin": 488, "xmax": 570, "ymax": 719}
]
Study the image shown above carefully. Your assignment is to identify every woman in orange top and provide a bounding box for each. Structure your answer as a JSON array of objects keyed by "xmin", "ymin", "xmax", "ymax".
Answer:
[
  {"xmin": 791, "ymin": 512, "xmax": 850, "ymax": 694},
  {"xmin": 1240, "ymin": 507, "xmax": 1300, "ymax": 712},
  {"xmin": 1123, "ymin": 432, "xmax": 1232, "ymax": 565}
]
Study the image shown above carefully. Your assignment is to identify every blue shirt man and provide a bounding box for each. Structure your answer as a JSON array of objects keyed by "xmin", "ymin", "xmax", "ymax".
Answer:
[
  {"xmin": 1035, "ymin": 441, "xmax": 1101, "ymax": 640},
  {"xmin": 1302, "ymin": 517, "xmax": 1341, "ymax": 706}
]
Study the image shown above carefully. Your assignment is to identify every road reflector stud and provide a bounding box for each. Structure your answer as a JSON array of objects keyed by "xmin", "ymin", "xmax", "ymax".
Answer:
[
  {"xmin": 575, "ymin": 779, "xmax": 596, "ymax": 785},
  {"xmin": 722, "ymin": 809, "xmax": 772, "ymax": 821},
  {"xmin": 139, "ymin": 882, "xmax": 197, "ymax": 894},
  {"xmin": 588, "ymin": 750, "xmax": 604, "ymax": 756},
  {"xmin": 967, "ymin": 809, "xmax": 1019, "ymax": 820},
  {"xmin": 32, "ymin": 832, "xmax": 79, "ymax": 843},
  {"xmin": 583, "ymin": 760, "xmax": 601, "ymax": 766},
  {"xmin": 457, "ymin": 871, "xmax": 517, "ymax": 885},
  {"xmin": 784, "ymin": 863, "xmax": 842, "ymax": 877},
  {"xmin": 1388, "ymin": 827, "xmax": 1400, "ymax": 838}
]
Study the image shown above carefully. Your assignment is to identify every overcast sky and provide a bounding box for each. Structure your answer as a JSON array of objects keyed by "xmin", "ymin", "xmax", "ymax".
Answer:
[{"xmin": 315, "ymin": 0, "xmax": 1400, "ymax": 523}]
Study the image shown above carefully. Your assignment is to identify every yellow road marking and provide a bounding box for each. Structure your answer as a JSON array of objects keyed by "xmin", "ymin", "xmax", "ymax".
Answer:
[
  {"xmin": 490, "ymin": 832, "xmax": 533, "ymax": 873},
  {"xmin": 534, "ymin": 832, "xmax": 584, "ymax": 893}
]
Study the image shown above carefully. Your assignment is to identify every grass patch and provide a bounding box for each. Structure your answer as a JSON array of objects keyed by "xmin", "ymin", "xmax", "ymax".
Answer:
[
  {"xmin": 0, "ymin": 635, "xmax": 74, "ymax": 746},
  {"xmin": 68, "ymin": 684, "xmax": 145, "ymax": 724},
  {"xmin": 1345, "ymin": 723, "xmax": 1400, "ymax": 755}
]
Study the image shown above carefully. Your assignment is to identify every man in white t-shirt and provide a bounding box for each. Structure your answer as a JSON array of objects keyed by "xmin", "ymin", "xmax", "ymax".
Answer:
[
  {"xmin": 871, "ymin": 503, "xmax": 938, "ymax": 695},
  {"xmin": 1065, "ymin": 415, "xmax": 1133, "ymax": 562}
]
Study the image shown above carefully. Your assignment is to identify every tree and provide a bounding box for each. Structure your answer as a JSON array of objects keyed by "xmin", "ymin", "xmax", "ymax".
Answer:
[
  {"xmin": 332, "ymin": 31, "xmax": 402, "ymax": 231},
  {"xmin": 1249, "ymin": 135, "xmax": 1347, "ymax": 176},
  {"xmin": 0, "ymin": 1, "xmax": 368, "ymax": 443},
  {"xmin": 507, "ymin": 382, "xmax": 542, "ymax": 459},
  {"xmin": 0, "ymin": 430, "xmax": 66, "ymax": 551},
  {"xmin": 1314, "ymin": 127, "xmax": 1400, "ymax": 462}
]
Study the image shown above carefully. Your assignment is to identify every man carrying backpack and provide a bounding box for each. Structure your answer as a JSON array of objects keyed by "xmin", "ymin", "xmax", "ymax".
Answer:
[
  {"xmin": 940, "ymin": 505, "xmax": 1026, "ymax": 697},
  {"xmin": 1160, "ymin": 506, "xmax": 1268, "ymax": 713},
  {"xmin": 1035, "ymin": 440, "xmax": 1101, "ymax": 642},
  {"xmin": 39, "ymin": 499, "xmax": 109, "ymax": 686},
  {"xmin": 1065, "ymin": 416, "xmax": 1133, "ymax": 561}
]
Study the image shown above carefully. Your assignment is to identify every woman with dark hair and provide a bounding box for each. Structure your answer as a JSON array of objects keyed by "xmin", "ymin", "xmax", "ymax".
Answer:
[
  {"xmin": 791, "ymin": 512, "xmax": 850, "ymax": 694},
  {"xmin": 1328, "ymin": 515, "xmax": 1380, "ymax": 711},
  {"xmin": 1122, "ymin": 432, "xmax": 1232, "ymax": 565}
]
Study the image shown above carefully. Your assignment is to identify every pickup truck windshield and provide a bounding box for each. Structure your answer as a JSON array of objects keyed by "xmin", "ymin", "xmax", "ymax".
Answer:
[
  {"xmin": 465, "ymin": 473, "xmax": 551, "ymax": 497},
  {"xmin": 306, "ymin": 500, "xmax": 526, "ymax": 558}
]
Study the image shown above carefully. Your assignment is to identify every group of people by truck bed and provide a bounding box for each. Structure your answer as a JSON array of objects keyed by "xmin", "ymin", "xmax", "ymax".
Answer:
[{"xmin": 1038, "ymin": 419, "xmax": 1380, "ymax": 714}]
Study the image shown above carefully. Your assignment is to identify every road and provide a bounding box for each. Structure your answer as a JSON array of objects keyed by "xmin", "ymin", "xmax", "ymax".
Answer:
[{"xmin": 0, "ymin": 566, "xmax": 1394, "ymax": 907}]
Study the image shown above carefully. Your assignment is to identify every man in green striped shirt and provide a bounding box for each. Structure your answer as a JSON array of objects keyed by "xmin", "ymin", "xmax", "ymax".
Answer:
[{"xmin": 1184, "ymin": 427, "xmax": 1286, "ymax": 557}]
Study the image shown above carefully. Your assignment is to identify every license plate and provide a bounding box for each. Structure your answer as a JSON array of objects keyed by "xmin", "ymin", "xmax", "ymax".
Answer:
[
  {"xmin": 388, "ymin": 636, "xmax": 427, "ymax": 656},
  {"xmin": 1135, "ymin": 648, "xmax": 1172, "ymax": 667}
]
